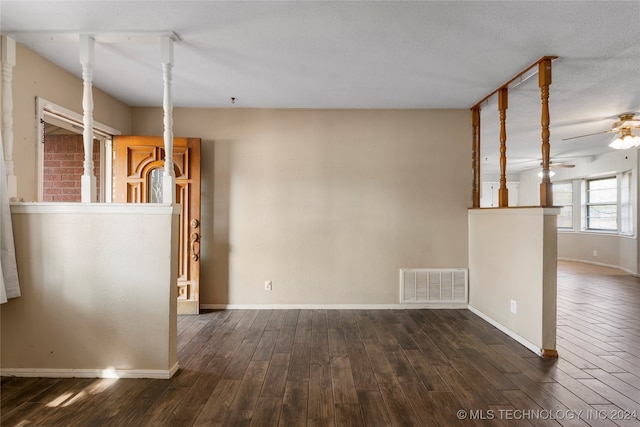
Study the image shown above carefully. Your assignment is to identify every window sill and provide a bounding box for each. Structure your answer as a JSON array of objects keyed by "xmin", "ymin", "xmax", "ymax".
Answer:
[{"xmin": 557, "ymin": 229, "xmax": 636, "ymax": 239}]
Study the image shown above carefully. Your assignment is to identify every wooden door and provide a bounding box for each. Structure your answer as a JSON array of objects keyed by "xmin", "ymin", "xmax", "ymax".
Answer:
[{"xmin": 113, "ymin": 136, "xmax": 201, "ymax": 314}]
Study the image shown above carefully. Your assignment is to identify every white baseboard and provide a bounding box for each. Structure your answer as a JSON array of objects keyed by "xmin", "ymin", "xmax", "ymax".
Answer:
[
  {"xmin": 0, "ymin": 363, "xmax": 179, "ymax": 379},
  {"xmin": 467, "ymin": 305, "xmax": 541, "ymax": 356},
  {"xmin": 200, "ymin": 303, "xmax": 469, "ymax": 310}
]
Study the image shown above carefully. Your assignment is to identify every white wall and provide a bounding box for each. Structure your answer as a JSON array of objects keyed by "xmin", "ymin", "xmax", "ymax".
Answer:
[
  {"xmin": 519, "ymin": 149, "xmax": 639, "ymax": 274},
  {"xmin": 0, "ymin": 204, "xmax": 179, "ymax": 378},
  {"xmin": 132, "ymin": 108, "xmax": 471, "ymax": 306},
  {"xmin": 468, "ymin": 208, "xmax": 559, "ymax": 353}
]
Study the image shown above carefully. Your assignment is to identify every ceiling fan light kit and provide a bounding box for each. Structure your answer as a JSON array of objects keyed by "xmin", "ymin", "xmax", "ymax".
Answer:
[
  {"xmin": 609, "ymin": 128, "xmax": 640, "ymax": 150},
  {"xmin": 538, "ymin": 170, "xmax": 556, "ymax": 178}
]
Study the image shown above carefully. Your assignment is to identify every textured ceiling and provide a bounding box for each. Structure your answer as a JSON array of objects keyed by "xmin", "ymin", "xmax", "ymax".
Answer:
[{"xmin": 1, "ymin": 1, "xmax": 639, "ymax": 173}]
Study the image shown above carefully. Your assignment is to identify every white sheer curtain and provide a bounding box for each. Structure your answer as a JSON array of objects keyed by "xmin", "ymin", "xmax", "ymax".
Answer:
[{"xmin": 0, "ymin": 133, "xmax": 20, "ymax": 303}]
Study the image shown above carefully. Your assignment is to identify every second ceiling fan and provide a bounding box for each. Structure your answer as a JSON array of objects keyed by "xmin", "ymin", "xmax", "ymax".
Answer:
[{"xmin": 562, "ymin": 113, "xmax": 640, "ymax": 149}]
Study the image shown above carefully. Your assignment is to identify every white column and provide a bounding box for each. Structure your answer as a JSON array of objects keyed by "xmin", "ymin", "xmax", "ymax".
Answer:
[
  {"xmin": 80, "ymin": 35, "xmax": 96, "ymax": 203},
  {"xmin": 1, "ymin": 36, "xmax": 17, "ymax": 198},
  {"xmin": 161, "ymin": 35, "xmax": 175, "ymax": 204}
]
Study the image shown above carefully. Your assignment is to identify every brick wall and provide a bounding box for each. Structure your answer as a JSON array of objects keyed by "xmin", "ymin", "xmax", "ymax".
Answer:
[{"xmin": 43, "ymin": 134, "xmax": 101, "ymax": 202}]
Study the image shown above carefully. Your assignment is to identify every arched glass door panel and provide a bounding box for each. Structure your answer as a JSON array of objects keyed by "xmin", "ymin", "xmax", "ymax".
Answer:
[{"xmin": 148, "ymin": 167, "xmax": 164, "ymax": 203}]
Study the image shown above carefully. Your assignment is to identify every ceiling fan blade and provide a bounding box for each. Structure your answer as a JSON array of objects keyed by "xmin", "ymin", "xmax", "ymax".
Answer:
[
  {"xmin": 539, "ymin": 160, "xmax": 576, "ymax": 168},
  {"xmin": 561, "ymin": 129, "xmax": 614, "ymax": 141}
]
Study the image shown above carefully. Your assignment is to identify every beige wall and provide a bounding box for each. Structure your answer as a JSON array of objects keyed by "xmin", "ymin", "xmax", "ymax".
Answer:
[
  {"xmin": 2, "ymin": 42, "xmax": 132, "ymax": 201},
  {"xmin": 133, "ymin": 108, "xmax": 471, "ymax": 306},
  {"xmin": 468, "ymin": 208, "xmax": 559, "ymax": 353},
  {"xmin": 557, "ymin": 233, "xmax": 638, "ymax": 274},
  {"xmin": 1, "ymin": 204, "xmax": 179, "ymax": 377}
]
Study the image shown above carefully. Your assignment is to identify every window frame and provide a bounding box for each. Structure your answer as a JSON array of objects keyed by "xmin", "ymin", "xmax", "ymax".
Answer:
[
  {"xmin": 552, "ymin": 181, "xmax": 573, "ymax": 230},
  {"xmin": 585, "ymin": 176, "xmax": 618, "ymax": 232},
  {"xmin": 619, "ymin": 170, "xmax": 634, "ymax": 236},
  {"xmin": 36, "ymin": 97, "xmax": 120, "ymax": 202}
]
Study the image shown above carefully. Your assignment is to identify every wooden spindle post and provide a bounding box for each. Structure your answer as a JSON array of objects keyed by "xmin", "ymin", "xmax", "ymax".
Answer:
[
  {"xmin": 80, "ymin": 35, "xmax": 96, "ymax": 203},
  {"xmin": 161, "ymin": 35, "xmax": 176, "ymax": 204},
  {"xmin": 1, "ymin": 36, "xmax": 16, "ymax": 198},
  {"xmin": 471, "ymin": 106, "xmax": 481, "ymax": 208},
  {"xmin": 539, "ymin": 58, "xmax": 553, "ymax": 207},
  {"xmin": 498, "ymin": 88, "xmax": 509, "ymax": 207}
]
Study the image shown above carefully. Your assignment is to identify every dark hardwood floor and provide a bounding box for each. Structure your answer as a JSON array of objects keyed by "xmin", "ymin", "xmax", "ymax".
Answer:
[{"xmin": 2, "ymin": 261, "xmax": 640, "ymax": 426}]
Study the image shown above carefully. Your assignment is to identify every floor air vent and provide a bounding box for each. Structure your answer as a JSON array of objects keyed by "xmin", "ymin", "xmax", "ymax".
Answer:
[{"xmin": 400, "ymin": 268, "xmax": 468, "ymax": 304}]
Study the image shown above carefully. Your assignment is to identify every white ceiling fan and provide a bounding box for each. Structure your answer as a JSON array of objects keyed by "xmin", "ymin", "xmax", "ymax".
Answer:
[
  {"xmin": 536, "ymin": 160, "xmax": 575, "ymax": 177},
  {"xmin": 546, "ymin": 161, "xmax": 575, "ymax": 169},
  {"xmin": 562, "ymin": 113, "xmax": 640, "ymax": 149}
]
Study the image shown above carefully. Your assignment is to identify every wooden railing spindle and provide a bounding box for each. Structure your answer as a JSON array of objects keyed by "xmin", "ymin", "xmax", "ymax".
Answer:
[
  {"xmin": 498, "ymin": 88, "xmax": 509, "ymax": 207},
  {"xmin": 471, "ymin": 107, "xmax": 481, "ymax": 208},
  {"xmin": 539, "ymin": 58, "xmax": 553, "ymax": 207}
]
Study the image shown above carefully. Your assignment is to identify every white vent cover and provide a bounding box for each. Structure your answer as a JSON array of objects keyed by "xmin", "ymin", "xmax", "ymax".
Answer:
[{"xmin": 400, "ymin": 268, "xmax": 468, "ymax": 304}]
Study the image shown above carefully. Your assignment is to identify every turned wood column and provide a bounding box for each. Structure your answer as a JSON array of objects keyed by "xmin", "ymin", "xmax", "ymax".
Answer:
[
  {"xmin": 161, "ymin": 35, "xmax": 176, "ymax": 204},
  {"xmin": 498, "ymin": 88, "xmax": 509, "ymax": 207},
  {"xmin": 80, "ymin": 35, "xmax": 96, "ymax": 203},
  {"xmin": 471, "ymin": 107, "xmax": 481, "ymax": 208},
  {"xmin": 539, "ymin": 58, "xmax": 553, "ymax": 207},
  {"xmin": 1, "ymin": 36, "xmax": 16, "ymax": 198}
]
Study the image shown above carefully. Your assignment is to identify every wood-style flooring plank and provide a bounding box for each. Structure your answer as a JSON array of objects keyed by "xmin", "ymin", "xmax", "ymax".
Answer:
[
  {"xmin": 72, "ymin": 378, "xmax": 154, "ymax": 425},
  {"xmin": 328, "ymin": 328, "xmax": 348, "ymax": 357},
  {"xmin": 260, "ymin": 353, "xmax": 290, "ymax": 398},
  {"xmin": 342, "ymin": 323, "xmax": 363, "ymax": 350},
  {"xmin": 293, "ymin": 310, "xmax": 312, "ymax": 344},
  {"xmin": 356, "ymin": 390, "xmax": 393, "ymax": 427},
  {"xmin": 287, "ymin": 343, "xmax": 311, "ymax": 382},
  {"xmin": 500, "ymin": 389, "xmax": 563, "ymax": 427},
  {"xmin": 163, "ymin": 357, "xmax": 231, "ymax": 427},
  {"xmin": 384, "ymin": 344, "xmax": 421, "ymax": 383},
  {"xmin": 329, "ymin": 356, "xmax": 359, "ymax": 404},
  {"xmin": 434, "ymin": 364, "xmax": 496, "ymax": 413},
  {"xmin": 252, "ymin": 330, "xmax": 278, "ymax": 361},
  {"xmin": 249, "ymin": 396, "xmax": 282, "ymax": 427},
  {"xmin": 283, "ymin": 309, "xmax": 300, "ymax": 326},
  {"xmin": 0, "ymin": 377, "xmax": 61, "ymax": 414},
  {"xmin": 536, "ymin": 382, "xmax": 619, "ymax": 427},
  {"xmin": 308, "ymin": 363, "xmax": 334, "ymax": 419},
  {"xmin": 334, "ymin": 403, "xmax": 364, "ymax": 427},
  {"xmin": 273, "ymin": 324, "xmax": 296, "ymax": 354},
  {"xmin": 137, "ymin": 385, "xmax": 190, "ymax": 425},
  {"xmin": 1, "ymin": 402, "xmax": 57, "ymax": 426},
  {"xmin": 224, "ymin": 409, "xmax": 253, "ymax": 427},
  {"xmin": 399, "ymin": 385, "xmax": 465, "ymax": 427},
  {"xmin": 106, "ymin": 378, "xmax": 173, "ymax": 426},
  {"xmin": 229, "ymin": 360, "xmax": 269, "ymax": 411},
  {"xmin": 223, "ymin": 341, "xmax": 259, "ymax": 380},
  {"xmin": 374, "ymin": 371, "xmax": 422, "ymax": 426},
  {"xmin": 505, "ymin": 373, "xmax": 589, "ymax": 427},
  {"xmin": 265, "ymin": 310, "xmax": 285, "ymax": 331},
  {"xmin": 278, "ymin": 380, "xmax": 308, "ymax": 427},
  {"xmin": 193, "ymin": 378, "xmax": 240, "ymax": 427},
  {"xmin": 346, "ymin": 346, "xmax": 379, "ymax": 391}
]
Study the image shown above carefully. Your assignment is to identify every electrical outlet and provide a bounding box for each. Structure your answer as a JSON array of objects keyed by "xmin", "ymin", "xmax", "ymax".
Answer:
[
  {"xmin": 510, "ymin": 299, "xmax": 517, "ymax": 314},
  {"xmin": 264, "ymin": 281, "xmax": 272, "ymax": 291},
  {"xmin": 593, "ymin": 250, "xmax": 598, "ymax": 257}
]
